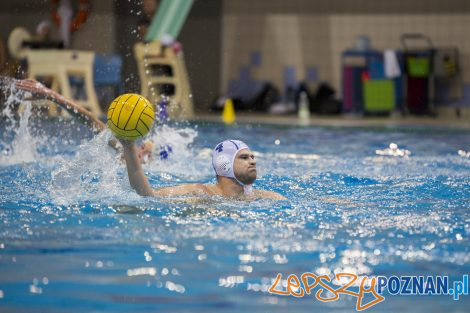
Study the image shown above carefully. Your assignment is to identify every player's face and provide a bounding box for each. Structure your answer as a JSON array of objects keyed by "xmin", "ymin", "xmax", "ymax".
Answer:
[{"xmin": 233, "ymin": 149, "xmax": 257, "ymax": 185}]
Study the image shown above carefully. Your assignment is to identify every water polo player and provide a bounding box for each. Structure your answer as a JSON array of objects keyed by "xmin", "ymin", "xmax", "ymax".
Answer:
[{"xmin": 120, "ymin": 138, "xmax": 286, "ymax": 200}]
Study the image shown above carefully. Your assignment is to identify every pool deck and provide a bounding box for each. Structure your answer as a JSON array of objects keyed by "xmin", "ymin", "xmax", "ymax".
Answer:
[{"xmin": 190, "ymin": 112, "xmax": 470, "ymax": 130}]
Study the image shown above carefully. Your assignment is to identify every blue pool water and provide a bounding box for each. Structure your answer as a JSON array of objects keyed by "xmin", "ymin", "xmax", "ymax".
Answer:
[{"xmin": 0, "ymin": 101, "xmax": 469, "ymax": 312}]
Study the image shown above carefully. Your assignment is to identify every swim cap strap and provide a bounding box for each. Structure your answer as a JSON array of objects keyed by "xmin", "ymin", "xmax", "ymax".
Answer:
[{"xmin": 243, "ymin": 184, "xmax": 253, "ymax": 195}]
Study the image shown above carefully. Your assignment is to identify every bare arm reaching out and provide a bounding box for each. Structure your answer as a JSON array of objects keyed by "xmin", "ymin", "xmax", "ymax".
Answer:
[
  {"xmin": 4, "ymin": 77, "xmax": 122, "ymax": 150},
  {"xmin": 8, "ymin": 77, "xmax": 105, "ymax": 132},
  {"xmin": 120, "ymin": 139, "xmax": 210, "ymax": 197}
]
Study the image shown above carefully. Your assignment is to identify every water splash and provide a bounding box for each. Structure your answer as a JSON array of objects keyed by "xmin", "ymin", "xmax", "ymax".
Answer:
[
  {"xmin": 458, "ymin": 149, "xmax": 470, "ymax": 158},
  {"xmin": 0, "ymin": 83, "xmax": 41, "ymax": 164},
  {"xmin": 146, "ymin": 124, "xmax": 212, "ymax": 180},
  {"xmin": 0, "ymin": 80, "xmax": 207, "ymax": 204},
  {"xmin": 46, "ymin": 124, "xmax": 208, "ymax": 205},
  {"xmin": 375, "ymin": 142, "xmax": 411, "ymax": 157},
  {"xmin": 48, "ymin": 130, "xmax": 129, "ymax": 205}
]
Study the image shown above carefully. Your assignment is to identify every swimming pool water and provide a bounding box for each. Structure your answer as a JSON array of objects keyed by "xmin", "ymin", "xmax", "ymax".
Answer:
[{"xmin": 0, "ymin": 107, "xmax": 469, "ymax": 312}]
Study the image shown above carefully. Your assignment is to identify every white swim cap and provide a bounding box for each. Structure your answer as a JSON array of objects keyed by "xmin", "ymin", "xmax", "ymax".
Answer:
[{"xmin": 212, "ymin": 140, "xmax": 253, "ymax": 194}]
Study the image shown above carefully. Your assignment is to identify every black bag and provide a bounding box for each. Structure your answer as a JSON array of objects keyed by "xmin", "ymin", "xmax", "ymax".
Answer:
[
  {"xmin": 311, "ymin": 83, "xmax": 342, "ymax": 114},
  {"xmin": 248, "ymin": 82, "xmax": 280, "ymax": 112},
  {"xmin": 210, "ymin": 82, "xmax": 279, "ymax": 112}
]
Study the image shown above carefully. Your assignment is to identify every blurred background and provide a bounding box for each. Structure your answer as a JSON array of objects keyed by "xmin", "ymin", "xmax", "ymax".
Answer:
[{"xmin": 1, "ymin": 0, "xmax": 469, "ymax": 120}]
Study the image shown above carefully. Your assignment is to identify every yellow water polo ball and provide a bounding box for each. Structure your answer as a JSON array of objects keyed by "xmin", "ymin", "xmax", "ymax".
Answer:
[{"xmin": 107, "ymin": 93, "xmax": 155, "ymax": 140}]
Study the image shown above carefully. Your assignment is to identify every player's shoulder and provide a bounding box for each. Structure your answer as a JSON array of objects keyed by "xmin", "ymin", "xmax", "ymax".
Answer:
[
  {"xmin": 181, "ymin": 183, "xmax": 220, "ymax": 196},
  {"xmin": 153, "ymin": 183, "xmax": 210, "ymax": 197},
  {"xmin": 254, "ymin": 189, "xmax": 287, "ymax": 200}
]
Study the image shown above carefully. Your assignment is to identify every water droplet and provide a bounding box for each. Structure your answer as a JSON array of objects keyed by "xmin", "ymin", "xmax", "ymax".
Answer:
[
  {"xmin": 29, "ymin": 285, "xmax": 42, "ymax": 294},
  {"xmin": 198, "ymin": 254, "xmax": 207, "ymax": 261},
  {"xmin": 194, "ymin": 244, "xmax": 204, "ymax": 251}
]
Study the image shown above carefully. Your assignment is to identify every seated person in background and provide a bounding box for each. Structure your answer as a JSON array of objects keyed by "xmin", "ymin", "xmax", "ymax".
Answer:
[
  {"xmin": 137, "ymin": 17, "xmax": 151, "ymax": 41},
  {"xmin": 9, "ymin": 78, "xmax": 153, "ymax": 163},
  {"xmin": 137, "ymin": 0, "xmax": 159, "ymax": 41},
  {"xmin": 120, "ymin": 138, "xmax": 286, "ymax": 200},
  {"xmin": 35, "ymin": 20, "xmax": 52, "ymax": 42}
]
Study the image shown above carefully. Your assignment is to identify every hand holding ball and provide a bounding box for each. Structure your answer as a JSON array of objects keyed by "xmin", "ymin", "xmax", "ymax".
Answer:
[{"xmin": 107, "ymin": 94, "xmax": 155, "ymax": 140}]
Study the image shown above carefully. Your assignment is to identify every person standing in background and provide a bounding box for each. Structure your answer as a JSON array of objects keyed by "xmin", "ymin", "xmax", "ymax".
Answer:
[{"xmin": 137, "ymin": 0, "xmax": 160, "ymax": 41}]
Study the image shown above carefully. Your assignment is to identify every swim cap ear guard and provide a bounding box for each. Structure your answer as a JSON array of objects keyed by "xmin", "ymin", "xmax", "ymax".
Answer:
[{"xmin": 212, "ymin": 140, "xmax": 253, "ymax": 194}]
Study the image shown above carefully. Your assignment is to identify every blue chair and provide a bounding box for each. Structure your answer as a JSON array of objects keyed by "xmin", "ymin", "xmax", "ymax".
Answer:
[{"xmin": 93, "ymin": 54, "xmax": 124, "ymax": 108}]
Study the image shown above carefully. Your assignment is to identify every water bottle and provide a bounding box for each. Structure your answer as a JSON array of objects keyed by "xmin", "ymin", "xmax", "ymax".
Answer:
[{"xmin": 298, "ymin": 91, "xmax": 310, "ymax": 124}]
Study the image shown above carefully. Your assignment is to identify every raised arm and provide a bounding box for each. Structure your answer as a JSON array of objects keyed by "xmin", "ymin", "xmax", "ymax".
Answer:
[
  {"xmin": 120, "ymin": 139, "xmax": 155, "ymax": 196},
  {"xmin": 120, "ymin": 139, "xmax": 208, "ymax": 197}
]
